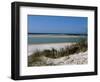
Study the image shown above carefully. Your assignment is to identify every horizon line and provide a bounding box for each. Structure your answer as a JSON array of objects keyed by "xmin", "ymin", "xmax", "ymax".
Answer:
[{"xmin": 28, "ymin": 33, "xmax": 87, "ymax": 35}]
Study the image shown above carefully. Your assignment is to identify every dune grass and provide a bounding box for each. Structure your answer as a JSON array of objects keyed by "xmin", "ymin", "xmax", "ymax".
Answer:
[{"xmin": 28, "ymin": 38, "xmax": 87, "ymax": 66}]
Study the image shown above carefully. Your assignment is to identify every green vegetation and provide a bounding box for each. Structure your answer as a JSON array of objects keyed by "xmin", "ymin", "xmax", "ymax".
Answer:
[{"xmin": 28, "ymin": 39, "xmax": 87, "ymax": 66}]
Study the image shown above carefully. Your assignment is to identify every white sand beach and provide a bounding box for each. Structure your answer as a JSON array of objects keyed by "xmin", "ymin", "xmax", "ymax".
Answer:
[{"xmin": 28, "ymin": 43, "xmax": 75, "ymax": 56}]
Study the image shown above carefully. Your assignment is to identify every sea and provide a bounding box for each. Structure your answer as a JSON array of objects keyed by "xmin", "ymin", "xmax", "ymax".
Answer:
[{"xmin": 28, "ymin": 34, "xmax": 87, "ymax": 44}]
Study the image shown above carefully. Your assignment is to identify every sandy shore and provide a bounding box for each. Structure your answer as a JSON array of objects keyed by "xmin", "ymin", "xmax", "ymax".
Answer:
[
  {"xmin": 28, "ymin": 43, "xmax": 75, "ymax": 56},
  {"xmin": 28, "ymin": 42, "xmax": 88, "ymax": 66},
  {"xmin": 28, "ymin": 35, "xmax": 83, "ymax": 38}
]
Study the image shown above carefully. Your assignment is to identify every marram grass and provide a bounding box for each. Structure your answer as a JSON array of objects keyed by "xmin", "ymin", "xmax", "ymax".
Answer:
[{"xmin": 28, "ymin": 39, "xmax": 87, "ymax": 66}]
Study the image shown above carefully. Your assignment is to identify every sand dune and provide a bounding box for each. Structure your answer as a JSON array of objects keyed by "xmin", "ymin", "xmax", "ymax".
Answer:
[
  {"xmin": 28, "ymin": 42, "xmax": 88, "ymax": 66},
  {"xmin": 41, "ymin": 51, "xmax": 88, "ymax": 65},
  {"xmin": 29, "ymin": 51, "xmax": 88, "ymax": 66}
]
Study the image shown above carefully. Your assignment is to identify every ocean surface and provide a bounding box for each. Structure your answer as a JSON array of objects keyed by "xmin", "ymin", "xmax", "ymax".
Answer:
[{"xmin": 28, "ymin": 35, "xmax": 87, "ymax": 44}]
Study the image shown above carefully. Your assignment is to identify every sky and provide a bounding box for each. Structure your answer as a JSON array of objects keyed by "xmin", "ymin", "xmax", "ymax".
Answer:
[{"xmin": 28, "ymin": 15, "xmax": 87, "ymax": 34}]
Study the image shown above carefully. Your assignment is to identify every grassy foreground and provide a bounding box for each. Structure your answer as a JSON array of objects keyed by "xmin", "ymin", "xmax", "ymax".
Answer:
[{"xmin": 28, "ymin": 39, "xmax": 87, "ymax": 66}]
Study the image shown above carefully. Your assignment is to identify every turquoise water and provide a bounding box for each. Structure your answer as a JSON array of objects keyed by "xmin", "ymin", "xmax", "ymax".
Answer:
[{"xmin": 28, "ymin": 35, "xmax": 87, "ymax": 44}]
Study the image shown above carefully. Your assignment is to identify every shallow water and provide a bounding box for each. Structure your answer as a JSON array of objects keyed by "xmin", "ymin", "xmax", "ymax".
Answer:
[{"xmin": 28, "ymin": 35, "xmax": 87, "ymax": 44}]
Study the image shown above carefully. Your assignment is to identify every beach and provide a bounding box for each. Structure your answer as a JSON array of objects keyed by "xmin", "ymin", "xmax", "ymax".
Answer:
[
  {"xmin": 28, "ymin": 43, "xmax": 75, "ymax": 56},
  {"xmin": 28, "ymin": 42, "xmax": 88, "ymax": 66},
  {"xmin": 27, "ymin": 15, "xmax": 88, "ymax": 66}
]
